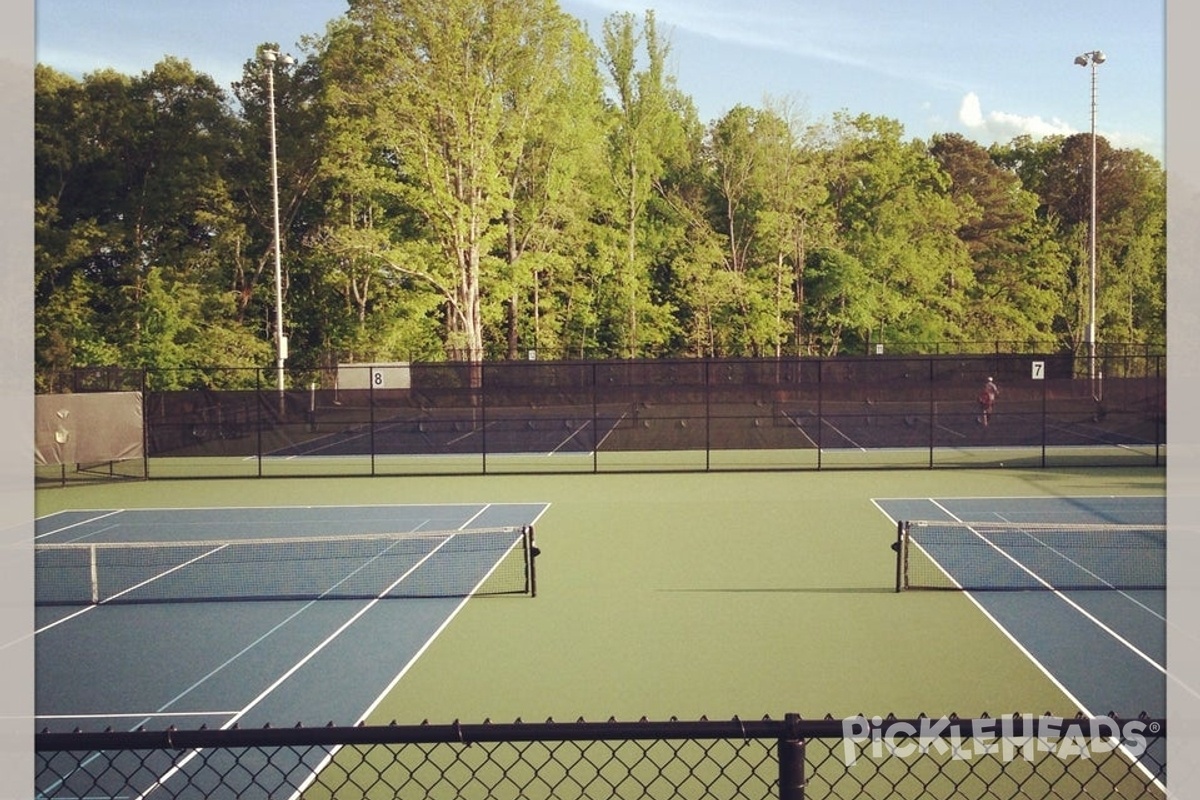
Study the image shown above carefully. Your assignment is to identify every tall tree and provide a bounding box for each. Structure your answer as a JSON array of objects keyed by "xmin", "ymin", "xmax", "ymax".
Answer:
[
  {"xmin": 35, "ymin": 61, "xmax": 273, "ymax": 385},
  {"xmin": 320, "ymin": 0, "xmax": 598, "ymax": 363},
  {"xmin": 1090, "ymin": 147, "xmax": 1166, "ymax": 349},
  {"xmin": 815, "ymin": 113, "xmax": 971, "ymax": 353},
  {"xmin": 599, "ymin": 10, "xmax": 691, "ymax": 357},
  {"xmin": 993, "ymin": 134, "xmax": 1166, "ymax": 353},
  {"xmin": 301, "ymin": 27, "xmax": 444, "ymax": 363},
  {"xmin": 703, "ymin": 102, "xmax": 827, "ymax": 356},
  {"xmin": 931, "ymin": 133, "xmax": 1065, "ymax": 347},
  {"xmin": 487, "ymin": 11, "xmax": 607, "ymax": 360}
]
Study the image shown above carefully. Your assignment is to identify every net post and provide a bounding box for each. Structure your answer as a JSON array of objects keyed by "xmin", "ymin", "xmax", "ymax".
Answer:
[
  {"xmin": 524, "ymin": 525, "xmax": 538, "ymax": 598},
  {"xmin": 89, "ymin": 544, "xmax": 99, "ymax": 604},
  {"xmin": 893, "ymin": 520, "xmax": 907, "ymax": 593}
]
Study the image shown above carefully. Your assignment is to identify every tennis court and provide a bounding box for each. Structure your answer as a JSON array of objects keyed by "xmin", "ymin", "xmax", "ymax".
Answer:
[
  {"xmin": 876, "ymin": 495, "xmax": 1166, "ymax": 718},
  {"xmin": 35, "ymin": 502, "xmax": 547, "ymax": 737},
  {"xmin": 33, "ymin": 466, "xmax": 1168, "ymax": 796}
]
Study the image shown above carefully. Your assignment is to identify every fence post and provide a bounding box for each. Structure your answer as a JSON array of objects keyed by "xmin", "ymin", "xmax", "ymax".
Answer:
[
  {"xmin": 816, "ymin": 360, "xmax": 824, "ymax": 470},
  {"xmin": 1157, "ymin": 354, "xmax": 1164, "ymax": 466},
  {"xmin": 704, "ymin": 358, "xmax": 711, "ymax": 472},
  {"xmin": 927, "ymin": 357, "xmax": 934, "ymax": 468},
  {"xmin": 592, "ymin": 361, "xmax": 599, "ymax": 474},
  {"xmin": 140, "ymin": 368, "xmax": 150, "ymax": 480},
  {"xmin": 1040, "ymin": 365, "xmax": 1048, "ymax": 468},
  {"xmin": 256, "ymin": 367, "xmax": 263, "ymax": 478},
  {"xmin": 778, "ymin": 713, "xmax": 806, "ymax": 800},
  {"xmin": 480, "ymin": 363, "xmax": 488, "ymax": 475}
]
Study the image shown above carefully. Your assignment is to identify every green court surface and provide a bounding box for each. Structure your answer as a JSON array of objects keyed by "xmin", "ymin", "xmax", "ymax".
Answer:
[{"xmin": 35, "ymin": 464, "xmax": 1165, "ymax": 726}]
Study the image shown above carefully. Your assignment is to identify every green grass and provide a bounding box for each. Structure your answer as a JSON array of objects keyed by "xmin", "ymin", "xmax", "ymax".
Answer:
[{"xmin": 35, "ymin": 464, "xmax": 1165, "ymax": 725}]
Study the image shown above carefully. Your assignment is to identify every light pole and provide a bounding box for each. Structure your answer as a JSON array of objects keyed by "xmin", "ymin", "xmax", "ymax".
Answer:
[
  {"xmin": 263, "ymin": 48, "xmax": 294, "ymax": 400},
  {"xmin": 1074, "ymin": 49, "xmax": 1105, "ymax": 394}
]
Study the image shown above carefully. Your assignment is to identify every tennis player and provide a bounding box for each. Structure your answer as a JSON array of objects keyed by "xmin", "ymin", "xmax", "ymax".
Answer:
[{"xmin": 977, "ymin": 376, "xmax": 999, "ymax": 426}]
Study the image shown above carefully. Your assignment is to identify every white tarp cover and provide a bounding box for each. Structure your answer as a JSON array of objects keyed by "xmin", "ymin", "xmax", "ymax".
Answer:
[{"xmin": 35, "ymin": 392, "xmax": 144, "ymax": 466}]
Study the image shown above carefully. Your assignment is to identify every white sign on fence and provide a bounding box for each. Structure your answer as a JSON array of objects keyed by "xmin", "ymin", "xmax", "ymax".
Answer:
[{"xmin": 336, "ymin": 363, "xmax": 412, "ymax": 390}]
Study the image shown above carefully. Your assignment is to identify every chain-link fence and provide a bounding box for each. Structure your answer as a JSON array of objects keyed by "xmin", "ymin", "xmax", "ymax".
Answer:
[
  {"xmin": 35, "ymin": 714, "xmax": 1166, "ymax": 799},
  {"xmin": 36, "ymin": 351, "xmax": 1165, "ymax": 484}
]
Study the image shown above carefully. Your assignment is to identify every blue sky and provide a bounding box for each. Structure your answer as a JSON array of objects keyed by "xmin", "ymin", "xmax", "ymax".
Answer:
[{"xmin": 35, "ymin": 0, "xmax": 1165, "ymax": 159}]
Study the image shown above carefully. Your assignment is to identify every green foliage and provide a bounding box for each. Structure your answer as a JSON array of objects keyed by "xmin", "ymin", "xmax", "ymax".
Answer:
[
  {"xmin": 813, "ymin": 113, "xmax": 974, "ymax": 352},
  {"xmin": 33, "ymin": 3, "xmax": 1166, "ymax": 386}
]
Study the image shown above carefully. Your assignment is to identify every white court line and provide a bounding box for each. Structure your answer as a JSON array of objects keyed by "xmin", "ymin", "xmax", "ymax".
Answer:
[
  {"xmin": 593, "ymin": 410, "xmax": 628, "ymax": 451},
  {"xmin": 818, "ymin": 416, "xmax": 865, "ymax": 451},
  {"xmin": 35, "ymin": 508, "xmax": 125, "ymax": 540},
  {"xmin": 459, "ymin": 504, "xmax": 492, "ymax": 530},
  {"xmin": 444, "ymin": 423, "xmax": 483, "ymax": 446},
  {"xmin": 780, "ymin": 412, "xmax": 819, "ymax": 448},
  {"xmin": 780, "ymin": 410, "xmax": 868, "ymax": 451},
  {"xmin": 1043, "ymin": 418, "xmax": 1147, "ymax": 448},
  {"xmin": 777, "ymin": 410, "xmax": 864, "ymax": 453},
  {"xmin": 550, "ymin": 420, "xmax": 593, "ymax": 455},
  {"xmin": 37, "ymin": 711, "xmax": 237, "ymax": 721}
]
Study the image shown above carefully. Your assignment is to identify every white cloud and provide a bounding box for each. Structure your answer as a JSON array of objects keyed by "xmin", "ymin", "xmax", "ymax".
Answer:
[
  {"xmin": 957, "ymin": 91, "xmax": 1073, "ymax": 143},
  {"xmin": 958, "ymin": 92, "xmax": 984, "ymax": 128}
]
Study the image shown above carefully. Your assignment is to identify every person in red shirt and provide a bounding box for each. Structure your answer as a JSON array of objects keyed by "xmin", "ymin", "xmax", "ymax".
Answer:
[{"xmin": 977, "ymin": 376, "xmax": 999, "ymax": 426}]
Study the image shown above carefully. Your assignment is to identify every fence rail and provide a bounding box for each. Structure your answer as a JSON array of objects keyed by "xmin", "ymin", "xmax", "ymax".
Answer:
[
  {"xmin": 35, "ymin": 714, "xmax": 1167, "ymax": 799},
  {"xmin": 36, "ymin": 353, "xmax": 1166, "ymax": 484}
]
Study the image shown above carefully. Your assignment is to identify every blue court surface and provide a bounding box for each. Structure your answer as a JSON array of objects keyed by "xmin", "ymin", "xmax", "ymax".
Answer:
[
  {"xmin": 33, "ymin": 502, "xmax": 549, "ymax": 735},
  {"xmin": 872, "ymin": 494, "xmax": 1168, "ymax": 720}
]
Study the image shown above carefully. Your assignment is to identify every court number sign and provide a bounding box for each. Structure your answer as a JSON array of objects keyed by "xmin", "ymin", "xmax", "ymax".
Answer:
[
  {"xmin": 1031, "ymin": 361, "xmax": 1045, "ymax": 380},
  {"xmin": 336, "ymin": 362, "xmax": 412, "ymax": 390}
]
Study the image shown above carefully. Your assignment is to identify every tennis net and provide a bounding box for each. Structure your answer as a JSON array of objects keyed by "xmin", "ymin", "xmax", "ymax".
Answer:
[
  {"xmin": 893, "ymin": 520, "xmax": 1165, "ymax": 592},
  {"xmin": 36, "ymin": 526, "xmax": 538, "ymax": 604}
]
